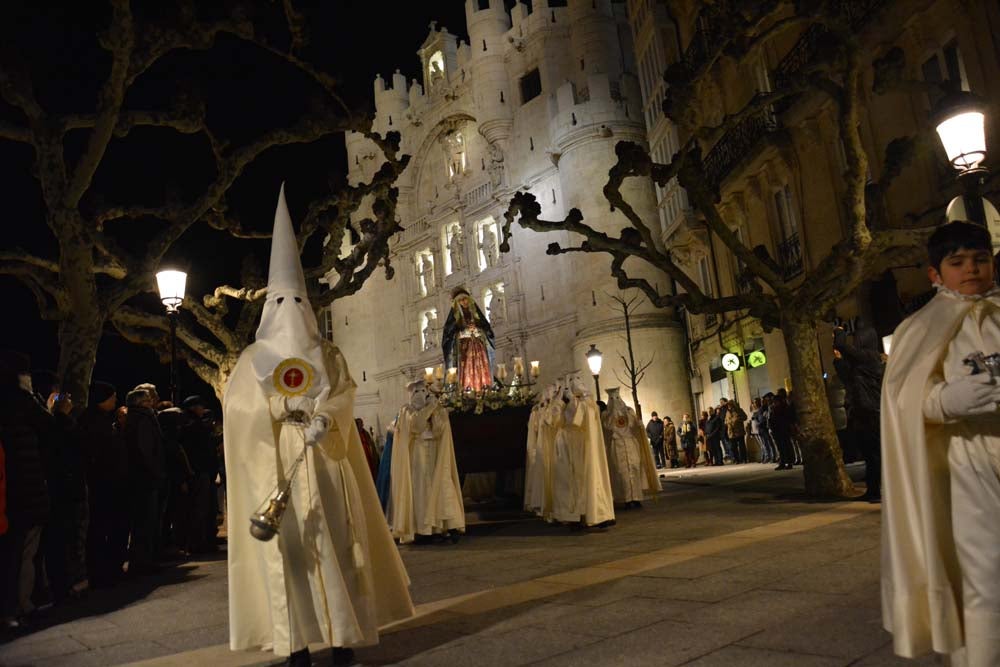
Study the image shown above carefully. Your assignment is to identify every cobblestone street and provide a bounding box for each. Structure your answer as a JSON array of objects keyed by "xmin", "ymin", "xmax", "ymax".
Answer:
[{"xmin": 0, "ymin": 464, "xmax": 934, "ymax": 666}]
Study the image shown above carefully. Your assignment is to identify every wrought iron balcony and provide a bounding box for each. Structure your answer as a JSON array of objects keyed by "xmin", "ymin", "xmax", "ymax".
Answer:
[
  {"xmin": 702, "ymin": 106, "xmax": 779, "ymax": 189},
  {"xmin": 773, "ymin": 0, "xmax": 887, "ymax": 97},
  {"xmin": 778, "ymin": 233, "xmax": 804, "ymax": 280}
]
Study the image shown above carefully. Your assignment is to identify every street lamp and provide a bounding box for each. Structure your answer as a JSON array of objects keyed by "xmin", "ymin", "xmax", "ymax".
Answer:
[
  {"xmin": 585, "ymin": 344, "xmax": 603, "ymax": 397},
  {"xmin": 933, "ymin": 91, "xmax": 992, "ymax": 226},
  {"xmin": 156, "ymin": 268, "xmax": 187, "ymax": 405}
]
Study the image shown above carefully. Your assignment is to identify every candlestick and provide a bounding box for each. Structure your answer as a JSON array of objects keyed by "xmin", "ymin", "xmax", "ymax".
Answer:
[
  {"xmin": 513, "ymin": 356, "xmax": 524, "ymax": 376},
  {"xmin": 447, "ymin": 367, "xmax": 458, "ymax": 385},
  {"xmin": 424, "ymin": 367, "xmax": 434, "ymax": 383},
  {"xmin": 497, "ymin": 362, "xmax": 508, "ymax": 381},
  {"xmin": 434, "ymin": 365, "xmax": 444, "ymax": 380},
  {"xmin": 530, "ymin": 360, "xmax": 540, "ymax": 378}
]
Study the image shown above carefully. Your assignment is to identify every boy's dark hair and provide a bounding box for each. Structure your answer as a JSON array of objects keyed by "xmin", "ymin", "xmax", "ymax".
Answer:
[{"xmin": 927, "ymin": 221, "xmax": 992, "ymax": 270}]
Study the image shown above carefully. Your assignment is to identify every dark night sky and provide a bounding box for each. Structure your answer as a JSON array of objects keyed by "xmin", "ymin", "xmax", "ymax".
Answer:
[{"xmin": 0, "ymin": 1, "xmax": 469, "ymax": 405}]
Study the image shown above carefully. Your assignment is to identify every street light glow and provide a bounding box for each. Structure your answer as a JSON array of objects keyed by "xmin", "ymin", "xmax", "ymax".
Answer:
[
  {"xmin": 936, "ymin": 110, "xmax": 987, "ymax": 171},
  {"xmin": 156, "ymin": 269, "xmax": 187, "ymax": 313},
  {"xmin": 585, "ymin": 344, "xmax": 603, "ymax": 376}
]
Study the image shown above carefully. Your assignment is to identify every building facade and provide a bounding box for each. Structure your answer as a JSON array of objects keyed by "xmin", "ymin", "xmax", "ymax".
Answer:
[
  {"xmin": 626, "ymin": 0, "xmax": 1000, "ymax": 414},
  {"xmin": 331, "ymin": 0, "xmax": 693, "ymax": 434}
]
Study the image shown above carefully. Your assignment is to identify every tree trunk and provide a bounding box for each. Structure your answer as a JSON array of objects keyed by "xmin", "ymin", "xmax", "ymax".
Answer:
[
  {"xmin": 56, "ymin": 312, "xmax": 105, "ymax": 410},
  {"xmin": 780, "ymin": 316, "xmax": 855, "ymax": 498}
]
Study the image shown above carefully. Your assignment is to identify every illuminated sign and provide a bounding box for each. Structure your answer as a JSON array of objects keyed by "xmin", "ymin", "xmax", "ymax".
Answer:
[
  {"xmin": 721, "ymin": 353, "xmax": 741, "ymax": 372},
  {"xmin": 747, "ymin": 350, "xmax": 767, "ymax": 368}
]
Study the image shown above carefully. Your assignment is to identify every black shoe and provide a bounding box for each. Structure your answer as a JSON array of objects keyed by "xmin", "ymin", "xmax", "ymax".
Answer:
[
  {"xmin": 285, "ymin": 648, "xmax": 311, "ymax": 667},
  {"xmin": 775, "ymin": 464, "xmax": 787, "ymax": 470},
  {"xmin": 331, "ymin": 647, "xmax": 356, "ymax": 666},
  {"xmin": 448, "ymin": 530, "xmax": 462, "ymax": 544}
]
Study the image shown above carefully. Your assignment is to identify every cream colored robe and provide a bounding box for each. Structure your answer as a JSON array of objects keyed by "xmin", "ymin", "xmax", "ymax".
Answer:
[
  {"xmin": 387, "ymin": 401, "xmax": 465, "ymax": 543},
  {"xmin": 524, "ymin": 402, "xmax": 555, "ymax": 518},
  {"xmin": 882, "ymin": 288, "xmax": 1000, "ymax": 665},
  {"xmin": 224, "ymin": 341, "xmax": 413, "ymax": 656},
  {"xmin": 550, "ymin": 396, "xmax": 615, "ymax": 526},
  {"xmin": 603, "ymin": 407, "xmax": 660, "ymax": 503}
]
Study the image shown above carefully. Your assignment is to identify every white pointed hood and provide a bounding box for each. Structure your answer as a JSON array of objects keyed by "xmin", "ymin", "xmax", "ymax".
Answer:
[{"xmin": 251, "ymin": 184, "xmax": 328, "ymax": 393}]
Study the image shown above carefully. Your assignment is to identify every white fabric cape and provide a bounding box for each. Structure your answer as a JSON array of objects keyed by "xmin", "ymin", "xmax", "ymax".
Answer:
[
  {"xmin": 387, "ymin": 402, "xmax": 465, "ymax": 543},
  {"xmin": 602, "ymin": 405, "xmax": 660, "ymax": 502},
  {"xmin": 224, "ymin": 341, "xmax": 413, "ymax": 655},
  {"xmin": 881, "ymin": 290, "xmax": 979, "ymax": 658},
  {"xmin": 524, "ymin": 404, "xmax": 554, "ymax": 517},
  {"xmin": 549, "ymin": 396, "xmax": 614, "ymax": 526}
]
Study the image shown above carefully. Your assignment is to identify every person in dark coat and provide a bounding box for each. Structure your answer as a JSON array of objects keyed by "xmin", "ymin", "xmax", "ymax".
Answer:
[
  {"xmin": 833, "ymin": 325, "xmax": 885, "ymax": 501},
  {"xmin": 80, "ymin": 381, "xmax": 129, "ymax": 587},
  {"xmin": 704, "ymin": 407, "xmax": 725, "ymax": 467},
  {"xmin": 156, "ymin": 403, "xmax": 192, "ymax": 557},
  {"xmin": 645, "ymin": 412, "xmax": 665, "ymax": 469},
  {"xmin": 124, "ymin": 389, "xmax": 165, "ymax": 574},
  {"xmin": 41, "ymin": 380, "xmax": 84, "ymax": 603},
  {"xmin": 178, "ymin": 396, "xmax": 219, "ymax": 554},
  {"xmin": 769, "ymin": 390, "xmax": 796, "ymax": 470},
  {"xmin": 0, "ymin": 350, "xmax": 54, "ymax": 626}
]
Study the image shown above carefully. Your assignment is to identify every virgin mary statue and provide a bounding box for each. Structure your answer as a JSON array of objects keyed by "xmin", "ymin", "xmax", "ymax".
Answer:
[{"xmin": 441, "ymin": 286, "xmax": 495, "ymax": 391}]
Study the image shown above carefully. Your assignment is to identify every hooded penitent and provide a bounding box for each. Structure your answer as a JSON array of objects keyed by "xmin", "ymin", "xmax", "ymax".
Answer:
[
  {"xmin": 603, "ymin": 388, "xmax": 659, "ymax": 504},
  {"xmin": 223, "ymin": 184, "xmax": 412, "ymax": 658},
  {"xmin": 387, "ymin": 379, "xmax": 465, "ymax": 543}
]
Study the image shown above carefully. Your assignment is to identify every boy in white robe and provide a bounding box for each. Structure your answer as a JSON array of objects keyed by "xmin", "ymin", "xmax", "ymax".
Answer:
[{"xmin": 882, "ymin": 221, "xmax": 1000, "ymax": 667}]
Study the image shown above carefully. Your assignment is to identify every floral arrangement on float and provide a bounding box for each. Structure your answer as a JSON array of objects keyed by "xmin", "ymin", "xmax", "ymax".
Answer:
[{"xmin": 422, "ymin": 358, "xmax": 540, "ymax": 414}]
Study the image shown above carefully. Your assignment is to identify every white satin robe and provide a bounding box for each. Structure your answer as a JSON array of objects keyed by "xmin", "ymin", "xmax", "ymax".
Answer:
[
  {"xmin": 224, "ymin": 341, "xmax": 413, "ymax": 656},
  {"xmin": 603, "ymin": 407, "xmax": 660, "ymax": 504},
  {"xmin": 882, "ymin": 288, "xmax": 1000, "ymax": 666},
  {"xmin": 550, "ymin": 396, "xmax": 615, "ymax": 526}
]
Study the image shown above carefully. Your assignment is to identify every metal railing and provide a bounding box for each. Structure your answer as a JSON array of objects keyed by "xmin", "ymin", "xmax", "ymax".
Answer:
[
  {"xmin": 778, "ymin": 232, "xmax": 804, "ymax": 280},
  {"xmin": 702, "ymin": 106, "xmax": 779, "ymax": 188}
]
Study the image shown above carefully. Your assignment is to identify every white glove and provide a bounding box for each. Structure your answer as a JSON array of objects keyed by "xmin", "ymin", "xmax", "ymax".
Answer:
[
  {"xmin": 286, "ymin": 396, "xmax": 315, "ymax": 416},
  {"xmin": 304, "ymin": 415, "xmax": 330, "ymax": 446},
  {"xmin": 940, "ymin": 372, "xmax": 1000, "ymax": 419}
]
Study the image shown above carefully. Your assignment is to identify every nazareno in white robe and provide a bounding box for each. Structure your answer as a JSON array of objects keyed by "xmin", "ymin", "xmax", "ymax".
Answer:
[
  {"xmin": 882, "ymin": 287, "xmax": 1000, "ymax": 665},
  {"xmin": 602, "ymin": 405, "xmax": 659, "ymax": 504},
  {"xmin": 550, "ymin": 395, "xmax": 615, "ymax": 526},
  {"xmin": 524, "ymin": 400, "xmax": 555, "ymax": 518},
  {"xmin": 225, "ymin": 341, "xmax": 413, "ymax": 656},
  {"xmin": 387, "ymin": 401, "xmax": 465, "ymax": 543}
]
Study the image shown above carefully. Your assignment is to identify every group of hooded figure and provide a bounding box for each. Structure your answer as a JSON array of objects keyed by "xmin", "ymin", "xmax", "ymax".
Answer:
[
  {"xmin": 221, "ymin": 186, "xmax": 664, "ymax": 666},
  {"xmin": 524, "ymin": 376, "xmax": 659, "ymax": 528}
]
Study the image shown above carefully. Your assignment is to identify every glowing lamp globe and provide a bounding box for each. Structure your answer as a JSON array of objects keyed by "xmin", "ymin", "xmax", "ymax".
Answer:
[
  {"xmin": 933, "ymin": 92, "xmax": 988, "ymax": 171},
  {"xmin": 585, "ymin": 344, "xmax": 603, "ymax": 376},
  {"xmin": 156, "ymin": 269, "xmax": 187, "ymax": 313}
]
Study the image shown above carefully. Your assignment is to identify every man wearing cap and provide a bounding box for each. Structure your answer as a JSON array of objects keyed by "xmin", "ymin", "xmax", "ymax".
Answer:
[
  {"xmin": 178, "ymin": 396, "xmax": 219, "ymax": 554},
  {"xmin": 224, "ymin": 185, "xmax": 412, "ymax": 667}
]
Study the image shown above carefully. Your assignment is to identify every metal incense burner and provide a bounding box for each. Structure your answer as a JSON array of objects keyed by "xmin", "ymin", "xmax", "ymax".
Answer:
[{"xmin": 250, "ymin": 447, "xmax": 307, "ymax": 542}]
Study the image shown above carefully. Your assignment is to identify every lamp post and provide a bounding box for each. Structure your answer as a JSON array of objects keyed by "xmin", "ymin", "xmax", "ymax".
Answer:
[
  {"xmin": 156, "ymin": 269, "xmax": 187, "ymax": 405},
  {"xmin": 585, "ymin": 344, "xmax": 603, "ymax": 397},
  {"xmin": 933, "ymin": 91, "xmax": 992, "ymax": 227}
]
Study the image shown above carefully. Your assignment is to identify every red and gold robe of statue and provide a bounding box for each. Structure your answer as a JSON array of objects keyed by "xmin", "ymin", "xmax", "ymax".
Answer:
[{"xmin": 457, "ymin": 326, "xmax": 493, "ymax": 391}]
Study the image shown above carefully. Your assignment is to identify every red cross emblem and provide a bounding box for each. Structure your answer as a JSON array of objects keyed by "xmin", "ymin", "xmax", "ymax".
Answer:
[{"xmin": 283, "ymin": 368, "xmax": 304, "ymax": 388}]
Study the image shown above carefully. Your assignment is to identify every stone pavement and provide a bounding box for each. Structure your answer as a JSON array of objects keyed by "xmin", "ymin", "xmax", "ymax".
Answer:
[{"xmin": 0, "ymin": 463, "xmax": 939, "ymax": 666}]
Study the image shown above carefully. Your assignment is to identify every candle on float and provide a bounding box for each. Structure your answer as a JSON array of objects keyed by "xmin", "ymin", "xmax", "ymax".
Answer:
[
  {"xmin": 530, "ymin": 360, "xmax": 540, "ymax": 378},
  {"xmin": 513, "ymin": 356, "xmax": 524, "ymax": 376},
  {"xmin": 447, "ymin": 367, "xmax": 458, "ymax": 384},
  {"xmin": 424, "ymin": 367, "xmax": 434, "ymax": 382},
  {"xmin": 496, "ymin": 362, "xmax": 508, "ymax": 381},
  {"xmin": 434, "ymin": 365, "xmax": 445, "ymax": 380}
]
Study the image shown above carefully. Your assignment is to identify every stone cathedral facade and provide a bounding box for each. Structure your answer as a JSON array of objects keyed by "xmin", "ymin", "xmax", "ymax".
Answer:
[{"xmin": 330, "ymin": 0, "xmax": 691, "ymax": 434}]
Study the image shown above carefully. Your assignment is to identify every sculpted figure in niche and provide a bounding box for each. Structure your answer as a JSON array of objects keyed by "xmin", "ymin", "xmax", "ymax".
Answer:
[
  {"xmin": 418, "ymin": 254, "xmax": 435, "ymax": 294},
  {"xmin": 480, "ymin": 225, "xmax": 498, "ymax": 269},
  {"xmin": 487, "ymin": 142, "xmax": 505, "ymax": 188},
  {"xmin": 422, "ymin": 311, "xmax": 438, "ymax": 352},
  {"xmin": 448, "ymin": 226, "xmax": 465, "ymax": 272},
  {"xmin": 489, "ymin": 288, "xmax": 506, "ymax": 325}
]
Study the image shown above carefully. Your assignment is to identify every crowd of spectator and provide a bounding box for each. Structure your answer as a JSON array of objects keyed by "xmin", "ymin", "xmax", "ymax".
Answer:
[
  {"xmin": 0, "ymin": 349, "xmax": 224, "ymax": 633},
  {"xmin": 647, "ymin": 390, "xmax": 805, "ymax": 471}
]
